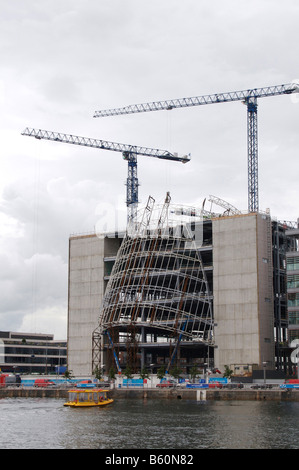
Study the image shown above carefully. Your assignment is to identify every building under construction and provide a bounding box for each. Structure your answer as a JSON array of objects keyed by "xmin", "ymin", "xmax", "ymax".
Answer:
[
  {"xmin": 67, "ymin": 194, "xmax": 298, "ymax": 378},
  {"xmin": 93, "ymin": 193, "xmax": 213, "ymax": 376}
]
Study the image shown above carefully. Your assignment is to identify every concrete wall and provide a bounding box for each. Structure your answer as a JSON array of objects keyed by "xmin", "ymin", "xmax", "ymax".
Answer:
[
  {"xmin": 256, "ymin": 214, "xmax": 275, "ymax": 368},
  {"xmin": 68, "ymin": 235, "xmax": 105, "ymax": 376},
  {"xmin": 2, "ymin": 387, "xmax": 299, "ymax": 401},
  {"xmin": 67, "ymin": 215, "xmax": 276, "ymax": 377},
  {"xmin": 213, "ymin": 213, "xmax": 274, "ymax": 372}
]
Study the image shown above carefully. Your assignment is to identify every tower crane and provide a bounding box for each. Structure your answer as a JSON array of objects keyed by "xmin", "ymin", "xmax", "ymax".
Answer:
[
  {"xmin": 94, "ymin": 82, "xmax": 299, "ymax": 213},
  {"xmin": 21, "ymin": 127, "xmax": 190, "ymax": 222},
  {"xmin": 172, "ymin": 194, "xmax": 241, "ymax": 220},
  {"xmin": 207, "ymin": 195, "xmax": 241, "ymax": 216}
]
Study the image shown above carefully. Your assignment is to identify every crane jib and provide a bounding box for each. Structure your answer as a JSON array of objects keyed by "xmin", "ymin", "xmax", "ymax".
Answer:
[
  {"xmin": 21, "ymin": 128, "xmax": 190, "ymax": 163},
  {"xmin": 93, "ymin": 83, "xmax": 299, "ymax": 117},
  {"xmin": 21, "ymin": 126, "xmax": 190, "ymax": 223},
  {"xmin": 92, "ymin": 81, "xmax": 299, "ymax": 214}
]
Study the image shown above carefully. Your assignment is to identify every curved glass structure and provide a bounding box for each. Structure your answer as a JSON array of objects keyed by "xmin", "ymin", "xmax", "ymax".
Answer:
[{"xmin": 93, "ymin": 195, "xmax": 213, "ymax": 373}]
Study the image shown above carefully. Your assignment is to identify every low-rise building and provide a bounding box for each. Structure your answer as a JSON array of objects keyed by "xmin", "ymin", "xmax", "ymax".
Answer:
[{"xmin": 0, "ymin": 331, "xmax": 67, "ymax": 375}]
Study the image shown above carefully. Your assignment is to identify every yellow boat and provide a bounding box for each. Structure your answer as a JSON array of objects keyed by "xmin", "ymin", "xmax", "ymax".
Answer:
[{"xmin": 64, "ymin": 388, "xmax": 114, "ymax": 407}]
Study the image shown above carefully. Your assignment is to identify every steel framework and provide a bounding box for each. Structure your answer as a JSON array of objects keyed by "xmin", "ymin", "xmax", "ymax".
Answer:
[{"xmin": 92, "ymin": 194, "xmax": 213, "ymax": 373}]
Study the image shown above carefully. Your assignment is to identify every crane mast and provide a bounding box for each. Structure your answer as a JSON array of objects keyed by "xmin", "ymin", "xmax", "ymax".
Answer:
[
  {"xmin": 22, "ymin": 127, "xmax": 190, "ymax": 222},
  {"xmin": 94, "ymin": 82, "xmax": 299, "ymax": 213}
]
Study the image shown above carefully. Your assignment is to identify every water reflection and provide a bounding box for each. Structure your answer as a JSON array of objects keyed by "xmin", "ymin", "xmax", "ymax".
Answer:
[{"xmin": 0, "ymin": 398, "xmax": 298, "ymax": 449}]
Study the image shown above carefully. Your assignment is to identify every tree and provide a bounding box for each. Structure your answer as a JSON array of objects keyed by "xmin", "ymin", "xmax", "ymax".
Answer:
[
  {"xmin": 64, "ymin": 369, "xmax": 73, "ymax": 380},
  {"xmin": 189, "ymin": 365, "xmax": 200, "ymax": 382},
  {"xmin": 157, "ymin": 365, "xmax": 166, "ymax": 380},
  {"xmin": 223, "ymin": 365, "xmax": 233, "ymax": 379},
  {"xmin": 93, "ymin": 365, "xmax": 103, "ymax": 381},
  {"xmin": 139, "ymin": 366, "xmax": 149, "ymax": 381},
  {"xmin": 123, "ymin": 365, "xmax": 133, "ymax": 380},
  {"xmin": 170, "ymin": 365, "xmax": 182, "ymax": 380},
  {"xmin": 108, "ymin": 367, "xmax": 117, "ymax": 381}
]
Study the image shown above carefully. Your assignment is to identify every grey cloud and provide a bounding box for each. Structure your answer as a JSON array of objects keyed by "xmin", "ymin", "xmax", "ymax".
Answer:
[{"xmin": 0, "ymin": 0, "xmax": 298, "ymax": 338}]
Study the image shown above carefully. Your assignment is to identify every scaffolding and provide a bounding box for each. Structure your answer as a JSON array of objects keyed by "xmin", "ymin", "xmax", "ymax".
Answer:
[{"xmin": 92, "ymin": 194, "xmax": 214, "ymax": 374}]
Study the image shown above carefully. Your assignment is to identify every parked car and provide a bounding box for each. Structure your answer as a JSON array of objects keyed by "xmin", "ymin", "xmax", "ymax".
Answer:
[
  {"xmin": 0, "ymin": 374, "xmax": 21, "ymax": 387},
  {"xmin": 34, "ymin": 379, "xmax": 55, "ymax": 387},
  {"xmin": 176, "ymin": 382, "xmax": 187, "ymax": 388},
  {"xmin": 251, "ymin": 384, "xmax": 272, "ymax": 389},
  {"xmin": 208, "ymin": 382, "xmax": 223, "ymax": 389},
  {"xmin": 222, "ymin": 383, "xmax": 244, "ymax": 389},
  {"xmin": 156, "ymin": 380, "xmax": 176, "ymax": 388},
  {"xmin": 280, "ymin": 379, "xmax": 299, "ymax": 390},
  {"xmin": 76, "ymin": 380, "xmax": 97, "ymax": 388}
]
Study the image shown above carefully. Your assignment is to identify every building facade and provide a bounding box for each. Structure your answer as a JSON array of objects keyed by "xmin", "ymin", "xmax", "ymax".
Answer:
[
  {"xmin": 68, "ymin": 202, "xmax": 297, "ymax": 377},
  {"xmin": 0, "ymin": 331, "xmax": 67, "ymax": 374},
  {"xmin": 213, "ymin": 212, "xmax": 274, "ymax": 373},
  {"xmin": 92, "ymin": 203, "xmax": 213, "ymax": 376},
  {"xmin": 286, "ymin": 225, "xmax": 299, "ymax": 342},
  {"xmin": 68, "ymin": 233, "xmax": 123, "ymax": 376}
]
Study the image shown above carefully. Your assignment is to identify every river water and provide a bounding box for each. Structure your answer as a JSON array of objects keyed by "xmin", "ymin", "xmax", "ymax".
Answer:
[{"xmin": 0, "ymin": 397, "xmax": 298, "ymax": 450}]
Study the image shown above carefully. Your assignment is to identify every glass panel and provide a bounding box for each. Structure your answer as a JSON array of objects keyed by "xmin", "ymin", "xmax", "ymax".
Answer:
[
  {"xmin": 288, "ymin": 293, "xmax": 299, "ymax": 307},
  {"xmin": 288, "ymin": 330, "xmax": 299, "ymax": 343},
  {"xmin": 93, "ymin": 393, "xmax": 98, "ymax": 403},
  {"xmin": 287, "ymin": 274, "xmax": 299, "ymax": 289},
  {"xmin": 287, "ymin": 257, "xmax": 299, "ymax": 271},
  {"xmin": 289, "ymin": 311, "xmax": 299, "ymax": 325}
]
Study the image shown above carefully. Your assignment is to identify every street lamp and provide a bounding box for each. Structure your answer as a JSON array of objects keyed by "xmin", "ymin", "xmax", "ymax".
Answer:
[
  {"xmin": 262, "ymin": 362, "xmax": 267, "ymax": 384},
  {"xmin": 150, "ymin": 363, "xmax": 155, "ymax": 388},
  {"xmin": 203, "ymin": 363, "xmax": 208, "ymax": 383},
  {"xmin": 56, "ymin": 349, "xmax": 61, "ymax": 381}
]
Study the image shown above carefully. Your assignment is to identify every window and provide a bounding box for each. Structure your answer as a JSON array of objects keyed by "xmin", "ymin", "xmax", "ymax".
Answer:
[
  {"xmin": 287, "ymin": 256, "xmax": 299, "ymax": 271},
  {"xmin": 289, "ymin": 311, "xmax": 299, "ymax": 325},
  {"xmin": 289, "ymin": 330, "xmax": 299, "ymax": 343},
  {"xmin": 287, "ymin": 274, "xmax": 299, "ymax": 289},
  {"xmin": 288, "ymin": 293, "xmax": 299, "ymax": 307}
]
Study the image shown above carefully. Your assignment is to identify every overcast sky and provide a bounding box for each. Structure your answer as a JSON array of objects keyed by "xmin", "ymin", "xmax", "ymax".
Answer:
[{"xmin": 1, "ymin": 0, "xmax": 299, "ymax": 339}]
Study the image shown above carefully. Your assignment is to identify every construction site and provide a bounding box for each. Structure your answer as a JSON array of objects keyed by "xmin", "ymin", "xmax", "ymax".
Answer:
[
  {"xmin": 67, "ymin": 194, "xmax": 298, "ymax": 379},
  {"xmin": 22, "ymin": 82, "xmax": 299, "ymax": 379}
]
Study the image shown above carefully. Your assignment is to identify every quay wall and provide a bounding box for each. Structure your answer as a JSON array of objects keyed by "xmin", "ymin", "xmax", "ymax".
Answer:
[
  {"xmin": 0, "ymin": 387, "xmax": 69, "ymax": 399},
  {"xmin": 1, "ymin": 387, "xmax": 299, "ymax": 401},
  {"xmin": 112, "ymin": 388, "xmax": 299, "ymax": 401}
]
